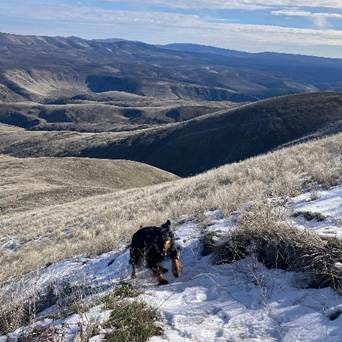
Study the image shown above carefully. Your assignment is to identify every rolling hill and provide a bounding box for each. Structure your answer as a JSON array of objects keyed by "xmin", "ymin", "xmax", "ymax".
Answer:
[
  {"xmin": 0, "ymin": 97, "xmax": 230, "ymax": 132},
  {"xmin": 0, "ymin": 92, "xmax": 341, "ymax": 176},
  {"xmin": 0, "ymin": 155, "xmax": 177, "ymax": 215}
]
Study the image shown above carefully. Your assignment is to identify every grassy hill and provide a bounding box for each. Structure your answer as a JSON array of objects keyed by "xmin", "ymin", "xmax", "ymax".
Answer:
[
  {"xmin": 0, "ymin": 155, "xmax": 177, "ymax": 215},
  {"xmin": 0, "ymin": 92, "xmax": 341, "ymax": 176},
  {"xmin": 79, "ymin": 92, "xmax": 342, "ymax": 175},
  {"xmin": 0, "ymin": 133, "xmax": 340, "ymax": 285}
]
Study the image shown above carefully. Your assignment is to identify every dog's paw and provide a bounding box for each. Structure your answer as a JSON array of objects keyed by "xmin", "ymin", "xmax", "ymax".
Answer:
[{"xmin": 158, "ymin": 279, "xmax": 169, "ymax": 285}]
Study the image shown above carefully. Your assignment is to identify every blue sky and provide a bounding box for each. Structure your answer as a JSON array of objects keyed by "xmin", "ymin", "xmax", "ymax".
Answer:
[{"xmin": 1, "ymin": 0, "xmax": 342, "ymax": 58}]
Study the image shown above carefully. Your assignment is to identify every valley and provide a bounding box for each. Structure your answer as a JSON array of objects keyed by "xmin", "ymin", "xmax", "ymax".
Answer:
[{"xmin": 0, "ymin": 92, "xmax": 341, "ymax": 176}]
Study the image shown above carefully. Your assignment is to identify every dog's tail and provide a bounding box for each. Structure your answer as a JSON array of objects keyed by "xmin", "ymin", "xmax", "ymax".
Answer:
[{"xmin": 107, "ymin": 244, "xmax": 131, "ymax": 266}]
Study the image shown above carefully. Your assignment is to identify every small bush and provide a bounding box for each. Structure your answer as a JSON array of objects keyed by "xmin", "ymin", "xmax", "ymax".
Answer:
[
  {"xmin": 104, "ymin": 301, "xmax": 162, "ymax": 342},
  {"xmin": 214, "ymin": 202, "xmax": 342, "ymax": 291},
  {"xmin": 101, "ymin": 288, "xmax": 162, "ymax": 342},
  {"xmin": 0, "ymin": 297, "xmax": 31, "ymax": 335}
]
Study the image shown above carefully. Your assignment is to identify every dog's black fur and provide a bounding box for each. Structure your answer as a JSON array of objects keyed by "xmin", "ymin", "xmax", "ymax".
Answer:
[{"xmin": 129, "ymin": 220, "xmax": 181, "ymax": 285}]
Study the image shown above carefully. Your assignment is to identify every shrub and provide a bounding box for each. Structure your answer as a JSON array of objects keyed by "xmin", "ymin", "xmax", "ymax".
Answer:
[
  {"xmin": 214, "ymin": 201, "xmax": 342, "ymax": 291},
  {"xmin": 101, "ymin": 286, "xmax": 162, "ymax": 342}
]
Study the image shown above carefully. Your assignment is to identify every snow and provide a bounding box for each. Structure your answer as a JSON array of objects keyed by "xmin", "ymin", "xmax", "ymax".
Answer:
[
  {"xmin": 290, "ymin": 185, "xmax": 342, "ymax": 238},
  {"xmin": 2, "ymin": 190, "xmax": 342, "ymax": 341},
  {"xmin": 146, "ymin": 257, "xmax": 342, "ymax": 341}
]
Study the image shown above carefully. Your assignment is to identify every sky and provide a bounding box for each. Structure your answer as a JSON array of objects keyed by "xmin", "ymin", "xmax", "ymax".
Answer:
[{"xmin": 1, "ymin": 0, "xmax": 342, "ymax": 58}]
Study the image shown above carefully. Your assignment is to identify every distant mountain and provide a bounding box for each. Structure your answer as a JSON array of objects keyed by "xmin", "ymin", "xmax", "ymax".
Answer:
[
  {"xmin": 1, "ymin": 92, "xmax": 341, "ymax": 176},
  {"xmin": 1, "ymin": 32, "xmax": 342, "ymax": 104},
  {"xmin": 164, "ymin": 43, "xmax": 252, "ymax": 58}
]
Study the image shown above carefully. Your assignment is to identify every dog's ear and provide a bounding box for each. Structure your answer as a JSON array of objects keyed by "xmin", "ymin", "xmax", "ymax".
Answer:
[{"xmin": 161, "ymin": 220, "xmax": 171, "ymax": 229}]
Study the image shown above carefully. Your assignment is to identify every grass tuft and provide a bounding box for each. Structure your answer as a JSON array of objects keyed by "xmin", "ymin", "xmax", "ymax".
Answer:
[
  {"xmin": 103, "ymin": 301, "xmax": 162, "ymax": 342},
  {"xmin": 214, "ymin": 201, "xmax": 342, "ymax": 291},
  {"xmin": 112, "ymin": 282, "xmax": 142, "ymax": 299},
  {"xmin": 101, "ymin": 285, "xmax": 162, "ymax": 342}
]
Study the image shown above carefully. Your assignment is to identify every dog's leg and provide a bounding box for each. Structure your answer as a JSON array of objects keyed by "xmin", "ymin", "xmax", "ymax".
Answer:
[
  {"xmin": 152, "ymin": 264, "xmax": 169, "ymax": 285},
  {"xmin": 171, "ymin": 257, "xmax": 182, "ymax": 278},
  {"xmin": 130, "ymin": 248, "xmax": 141, "ymax": 279},
  {"xmin": 131, "ymin": 263, "xmax": 138, "ymax": 279}
]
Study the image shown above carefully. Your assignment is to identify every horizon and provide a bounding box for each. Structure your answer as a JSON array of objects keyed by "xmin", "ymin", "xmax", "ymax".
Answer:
[
  {"xmin": 1, "ymin": 1, "xmax": 342, "ymax": 59},
  {"xmin": 2, "ymin": 30, "xmax": 342, "ymax": 61}
]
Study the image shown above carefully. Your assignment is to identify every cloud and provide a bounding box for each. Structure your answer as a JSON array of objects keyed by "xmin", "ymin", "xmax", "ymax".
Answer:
[
  {"xmin": 1, "ymin": 1, "xmax": 342, "ymax": 57},
  {"xmin": 105, "ymin": 0, "xmax": 342, "ymax": 11},
  {"xmin": 3, "ymin": 3, "xmax": 342, "ymax": 46},
  {"xmin": 272, "ymin": 9, "xmax": 342, "ymax": 28}
]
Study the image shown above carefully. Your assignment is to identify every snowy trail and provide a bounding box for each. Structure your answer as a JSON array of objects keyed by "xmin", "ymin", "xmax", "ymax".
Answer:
[
  {"xmin": 142, "ymin": 221, "xmax": 342, "ymax": 342},
  {"xmin": 2, "ymin": 187, "xmax": 342, "ymax": 341}
]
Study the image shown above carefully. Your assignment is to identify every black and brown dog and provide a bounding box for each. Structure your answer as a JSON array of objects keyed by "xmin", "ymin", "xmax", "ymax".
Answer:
[{"xmin": 129, "ymin": 220, "xmax": 182, "ymax": 285}]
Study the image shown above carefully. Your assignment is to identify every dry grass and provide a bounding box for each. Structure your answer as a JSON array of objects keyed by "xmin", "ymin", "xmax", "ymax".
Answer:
[
  {"xmin": 0, "ymin": 134, "xmax": 341, "ymax": 286},
  {"xmin": 0, "ymin": 155, "xmax": 177, "ymax": 215},
  {"xmin": 214, "ymin": 200, "xmax": 342, "ymax": 291}
]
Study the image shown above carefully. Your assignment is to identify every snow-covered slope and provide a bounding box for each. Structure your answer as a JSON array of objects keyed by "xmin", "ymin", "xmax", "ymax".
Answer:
[
  {"xmin": 2, "ymin": 188, "xmax": 342, "ymax": 341},
  {"xmin": 291, "ymin": 185, "xmax": 342, "ymax": 238}
]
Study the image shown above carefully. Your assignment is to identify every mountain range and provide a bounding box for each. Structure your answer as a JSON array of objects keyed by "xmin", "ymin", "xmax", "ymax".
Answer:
[{"xmin": 1, "ymin": 32, "xmax": 342, "ymax": 104}]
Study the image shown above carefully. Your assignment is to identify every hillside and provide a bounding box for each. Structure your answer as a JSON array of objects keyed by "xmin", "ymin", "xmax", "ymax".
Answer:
[
  {"xmin": 79, "ymin": 92, "xmax": 342, "ymax": 175},
  {"xmin": 0, "ymin": 98, "xmax": 230, "ymax": 132},
  {"xmin": 1, "ymin": 32, "xmax": 342, "ymax": 104},
  {"xmin": 0, "ymin": 133, "xmax": 341, "ymax": 339},
  {"xmin": 0, "ymin": 155, "xmax": 177, "ymax": 215},
  {"xmin": 3, "ymin": 188, "xmax": 342, "ymax": 340},
  {"xmin": 0, "ymin": 133, "xmax": 340, "ymax": 283},
  {"xmin": 0, "ymin": 92, "xmax": 341, "ymax": 176}
]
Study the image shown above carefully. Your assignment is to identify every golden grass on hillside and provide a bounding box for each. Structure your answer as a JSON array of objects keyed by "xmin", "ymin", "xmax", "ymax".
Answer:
[
  {"xmin": 0, "ymin": 155, "xmax": 177, "ymax": 215},
  {"xmin": 0, "ymin": 133, "xmax": 340, "ymax": 285}
]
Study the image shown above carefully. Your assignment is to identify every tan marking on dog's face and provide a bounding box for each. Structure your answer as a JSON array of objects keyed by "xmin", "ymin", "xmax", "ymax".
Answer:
[{"xmin": 171, "ymin": 257, "xmax": 182, "ymax": 278}]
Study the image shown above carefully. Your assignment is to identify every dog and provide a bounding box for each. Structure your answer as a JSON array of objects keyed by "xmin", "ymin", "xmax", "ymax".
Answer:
[{"xmin": 129, "ymin": 220, "xmax": 182, "ymax": 285}]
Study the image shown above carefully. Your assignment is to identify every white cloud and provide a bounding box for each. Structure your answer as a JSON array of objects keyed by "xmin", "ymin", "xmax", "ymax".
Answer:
[
  {"xmin": 272, "ymin": 9, "xmax": 342, "ymax": 28},
  {"xmin": 105, "ymin": 0, "xmax": 342, "ymax": 10},
  {"xmin": 3, "ymin": 3, "xmax": 342, "ymax": 46},
  {"xmin": 1, "ymin": 1, "xmax": 342, "ymax": 57}
]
